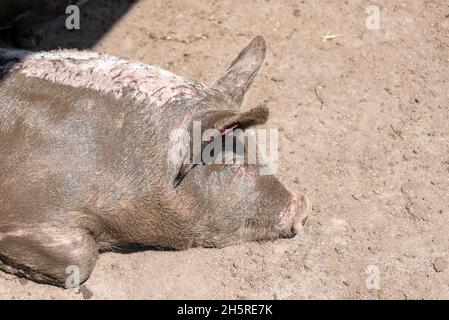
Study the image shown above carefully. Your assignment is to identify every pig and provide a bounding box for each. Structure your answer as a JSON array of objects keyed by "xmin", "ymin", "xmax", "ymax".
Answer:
[{"xmin": 0, "ymin": 36, "xmax": 309, "ymax": 287}]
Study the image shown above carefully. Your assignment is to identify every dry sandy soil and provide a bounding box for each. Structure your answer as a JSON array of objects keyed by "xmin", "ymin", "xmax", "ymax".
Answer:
[{"xmin": 0, "ymin": 0, "xmax": 448, "ymax": 299}]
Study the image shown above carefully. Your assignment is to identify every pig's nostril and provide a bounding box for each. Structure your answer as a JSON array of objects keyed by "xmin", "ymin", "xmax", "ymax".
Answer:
[
  {"xmin": 282, "ymin": 231, "xmax": 297, "ymax": 239},
  {"xmin": 287, "ymin": 225, "xmax": 299, "ymax": 238}
]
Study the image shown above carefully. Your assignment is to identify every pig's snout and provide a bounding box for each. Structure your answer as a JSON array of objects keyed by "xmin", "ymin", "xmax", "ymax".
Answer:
[{"xmin": 279, "ymin": 195, "xmax": 310, "ymax": 236}]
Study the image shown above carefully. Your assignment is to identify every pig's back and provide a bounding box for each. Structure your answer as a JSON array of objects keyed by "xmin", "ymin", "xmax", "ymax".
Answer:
[{"xmin": 0, "ymin": 48, "xmax": 204, "ymax": 107}]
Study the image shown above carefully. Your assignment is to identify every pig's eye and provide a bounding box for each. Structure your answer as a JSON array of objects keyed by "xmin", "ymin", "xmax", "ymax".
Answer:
[
  {"xmin": 173, "ymin": 169, "xmax": 186, "ymax": 188},
  {"xmin": 173, "ymin": 162, "xmax": 203, "ymax": 188},
  {"xmin": 173, "ymin": 164, "xmax": 191, "ymax": 188},
  {"xmin": 173, "ymin": 129, "xmax": 252, "ymax": 188}
]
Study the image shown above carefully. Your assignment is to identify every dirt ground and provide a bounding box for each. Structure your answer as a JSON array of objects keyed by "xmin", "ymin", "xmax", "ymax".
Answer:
[{"xmin": 0, "ymin": 0, "xmax": 448, "ymax": 299}]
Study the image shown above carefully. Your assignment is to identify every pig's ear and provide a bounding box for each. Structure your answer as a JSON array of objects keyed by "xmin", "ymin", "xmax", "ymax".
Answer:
[
  {"xmin": 213, "ymin": 36, "xmax": 266, "ymax": 108},
  {"xmin": 213, "ymin": 105, "xmax": 269, "ymax": 132}
]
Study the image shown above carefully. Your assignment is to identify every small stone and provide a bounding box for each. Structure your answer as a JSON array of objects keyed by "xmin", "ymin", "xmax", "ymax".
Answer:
[
  {"xmin": 292, "ymin": 9, "xmax": 301, "ymax": 17},
  {"xmin": 433, "ymin": 257, "xmax": 448, "ymax": 273},
  {"xmin": 335, "ymin": 244, "xmax": 346, "ymax": 254},
  {"xmin": 368, "ymin": 246, "xmax": 378, "ymax": 254},
  {"xmin": 79, "ymin": 285, "xmax": 94, "ymax": 300},
  {"xmin": 271, "ymin": 76, "xmax": 285, "ymax": 83},
  {"xmin": 303, "ymin": 262, "xmax": 312, "ymax": 271}
]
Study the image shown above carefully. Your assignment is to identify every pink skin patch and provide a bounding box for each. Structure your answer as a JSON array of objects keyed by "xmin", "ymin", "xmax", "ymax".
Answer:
[
  {"xmin": 220, "ymin": 124, "xmax": 238, "ymax": 136},
  {"xmin": 114, "ymin": 117, "xmax": 125, "ymax": 129},
  {"xmin": 83, "ymin": 100, "xmax": 94, "ymax": 113},
  {"xmin": 232, "ymin": 166, "xmax": 256, "ymax": 181},
  {"xmin": 278, "ymin": 197, "xmax": 299, "ymax": 231}
]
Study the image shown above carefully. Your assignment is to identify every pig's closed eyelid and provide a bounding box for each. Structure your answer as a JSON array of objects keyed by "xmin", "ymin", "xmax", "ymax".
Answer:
[{"xmin": 173, "ymin": 163, "xmax": 201, "ymax": 188}]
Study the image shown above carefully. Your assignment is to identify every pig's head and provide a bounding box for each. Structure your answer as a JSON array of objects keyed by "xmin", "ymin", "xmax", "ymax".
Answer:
[{"xmin": 168, "ymin": 36, "xmax": 309, "ymax": 248}]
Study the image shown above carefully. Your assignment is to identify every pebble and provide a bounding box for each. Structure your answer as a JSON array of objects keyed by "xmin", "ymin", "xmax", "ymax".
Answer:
[
  {"xmin": 433, "ymin": 257, "xmax": 448, "ymax": 273},
  {"xmin": 79, "ymin": 285, "xmax": 94, "ymax": 300},
  {"xmin": 335, "ymin": 244, "xmax": 346, "ymax": 254}
]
